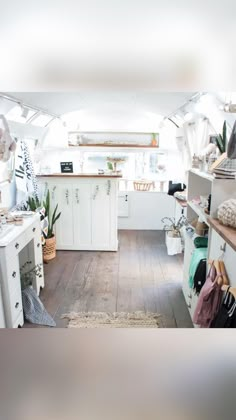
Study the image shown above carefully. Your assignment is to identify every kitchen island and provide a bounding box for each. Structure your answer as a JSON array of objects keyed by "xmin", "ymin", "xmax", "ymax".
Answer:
[{"xmin": 37, "ymin": 173, "xmax": 122, "ymax": 251}]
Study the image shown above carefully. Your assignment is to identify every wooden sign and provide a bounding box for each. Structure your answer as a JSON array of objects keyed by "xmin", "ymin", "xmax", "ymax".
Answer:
[{"xmin": 60, "ymin": 162, "xmax": 73, "ymax": 173}]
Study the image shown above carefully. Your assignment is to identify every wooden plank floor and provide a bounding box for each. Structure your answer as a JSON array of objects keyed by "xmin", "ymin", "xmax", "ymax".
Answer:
[{"xmin": 25, "ymin": 230, "xmax": 193, "ymax": 328}]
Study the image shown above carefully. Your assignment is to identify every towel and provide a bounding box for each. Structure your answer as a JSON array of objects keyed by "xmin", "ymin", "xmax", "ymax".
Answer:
[{"xmin": 15, "ymin": 140, "xmax": 39, "ymax": 206}]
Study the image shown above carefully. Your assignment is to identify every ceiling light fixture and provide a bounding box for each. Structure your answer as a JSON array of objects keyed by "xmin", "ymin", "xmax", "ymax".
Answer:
[
  {"xmin": 21, "ymin": 106, "xmax": 30, "ymax": 119},
  {"xmin": 184, "ymin": 112, "xmax": 193, "ymax": 121}
]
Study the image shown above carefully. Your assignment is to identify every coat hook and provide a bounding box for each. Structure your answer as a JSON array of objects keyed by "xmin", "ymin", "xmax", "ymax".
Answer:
[{"xmin": 220, "ymin": 242, "xmax": 226, "ymax": 253}]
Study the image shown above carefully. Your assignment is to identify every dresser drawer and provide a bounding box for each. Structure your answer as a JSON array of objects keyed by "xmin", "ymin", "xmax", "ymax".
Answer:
[
  {"xmin": 6, "ymin": 233, "xmax": 28, "ymax": 258},
  {"xmin": 25, "ymin": 220, "xmax": 41, "ymax": 243},
  {"xmin": 9, "ymin": 289, "xmax": 23, "ymax": 324},
  {"xmin": 4, "ymin": 257, "xmax": 21, "ymax": 297},
  {"xmin": 12, "ymin": 310, "xmax": 24, "ymax": 328}
]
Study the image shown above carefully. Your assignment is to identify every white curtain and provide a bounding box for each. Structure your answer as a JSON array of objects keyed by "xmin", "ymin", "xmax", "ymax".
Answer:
[{"xmin": 182, "ymin": 117, "xmax": 210, "ymax": 175}]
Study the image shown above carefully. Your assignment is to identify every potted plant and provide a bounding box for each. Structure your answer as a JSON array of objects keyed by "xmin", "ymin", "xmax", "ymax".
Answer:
[
  {"xmin": 215, "ymin": 120, "xmax": 227, "ymax": 154},
  {"xmin": 162, "ymin": 215, "xmax": 188, "ymax": 255},
  {"xmin": 42, "ymin": 190, "xmax": 61, "ymax": 262}
]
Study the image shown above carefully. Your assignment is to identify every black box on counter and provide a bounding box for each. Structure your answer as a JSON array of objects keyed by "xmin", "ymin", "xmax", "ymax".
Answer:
[{"xmin": 60, "ymin": 162, "xmax": 73, "ymax": 173}]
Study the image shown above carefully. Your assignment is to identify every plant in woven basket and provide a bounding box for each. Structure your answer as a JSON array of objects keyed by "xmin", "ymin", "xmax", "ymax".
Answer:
[
  {"xmin": 42, "ymin": 190, "xmax": 61, "ymax": 262},
  {"xmin": 161, "ymin": 215, "xmax": 188, "ymax": 237},
  {"xmin": 43, "ymin": 190, "xmax": 61, "ymax": 239}
]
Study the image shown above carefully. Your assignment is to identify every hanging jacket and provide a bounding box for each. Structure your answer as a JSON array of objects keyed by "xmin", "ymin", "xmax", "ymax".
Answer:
[
  {"xmin": 193, "ymin": 264, "xmax": 223, "ymax": 328},
  {"xmin": 188, "ymin": 247, "xmax": 208, "ymax": 289},
  {"xmin": 210, "ymin": 287, "xmax": 236, "ymax": 328},
  {"xmin": 193, "ymin": 258, "xmax": 207, "ymax": 295}
]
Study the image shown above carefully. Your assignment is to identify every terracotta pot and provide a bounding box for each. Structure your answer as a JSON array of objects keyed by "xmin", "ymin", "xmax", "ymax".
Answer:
[{"xmin": 43, "ymin": 236, "xmax": 56, "ymax": 262}]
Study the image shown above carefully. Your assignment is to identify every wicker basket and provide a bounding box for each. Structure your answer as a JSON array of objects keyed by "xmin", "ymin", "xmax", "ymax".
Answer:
[
  {"xmin": 43, "ymin": 236, "xmax": 56, "ymax": 262},
  {"xmin": 133, "ymin": 180, "xmax": 154, "ymax": 191}
]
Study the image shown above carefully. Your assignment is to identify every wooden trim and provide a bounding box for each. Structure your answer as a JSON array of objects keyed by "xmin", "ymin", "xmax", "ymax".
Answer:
[
  {"xmin": 208, "ymin": 217, "xmax": 236, "ymax": 251},
  {"xmin": 36, "ymin": 173, "xmax": 122, "ymax": 178},
  {"xmin": 69, "ymin": 130, "xmax": 158, "ymax": 135},
  {"xmin": 69, "ymin": 144, "xmax": 159, "ymax": 149}
]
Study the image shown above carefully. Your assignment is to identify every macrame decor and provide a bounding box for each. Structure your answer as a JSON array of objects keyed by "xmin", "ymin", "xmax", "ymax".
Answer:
[{"xmin": 218, "ymin": 199, "xmax": 236, "ymax": 228}]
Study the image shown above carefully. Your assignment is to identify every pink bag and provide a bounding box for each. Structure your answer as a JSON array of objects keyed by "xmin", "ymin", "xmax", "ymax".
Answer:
[{"xmin": 193, "ymin": 263, "xmax": 223, "ymax": 327}]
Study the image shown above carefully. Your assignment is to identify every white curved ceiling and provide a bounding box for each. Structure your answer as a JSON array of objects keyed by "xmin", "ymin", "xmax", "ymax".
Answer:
[{"xmin": 5, "ymin": 92, "xmax": 195, "ymax": 118}]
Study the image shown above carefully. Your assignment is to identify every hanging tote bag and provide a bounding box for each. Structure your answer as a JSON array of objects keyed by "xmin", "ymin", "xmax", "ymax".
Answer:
[{"xmin": 193, "ymin": 264, "xmax": 223, "ymax": 327}]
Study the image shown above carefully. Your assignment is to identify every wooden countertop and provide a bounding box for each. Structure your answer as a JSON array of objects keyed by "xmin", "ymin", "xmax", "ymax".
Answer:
[
  {"xmin": 208, "ymin": 217, "xmax": 236, "ymax": 251},
  {"xmin": 36, "ymin": 173, "xmax": 122, "ymax": 178}
]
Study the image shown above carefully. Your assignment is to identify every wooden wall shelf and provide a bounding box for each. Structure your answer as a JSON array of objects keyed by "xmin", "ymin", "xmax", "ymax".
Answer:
[
  {"xmin": 69, "ymin": 144, "xmax": 159, "ymax": 149},
  {"xmin": 208, "ymin": 217, "xmax": 236, "ymax": 252}
]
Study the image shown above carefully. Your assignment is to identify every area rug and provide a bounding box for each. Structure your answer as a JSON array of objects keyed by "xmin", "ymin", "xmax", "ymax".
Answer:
[{"xmin": 61, "ymin": 311, "xmax": 161, "ymax": 328}]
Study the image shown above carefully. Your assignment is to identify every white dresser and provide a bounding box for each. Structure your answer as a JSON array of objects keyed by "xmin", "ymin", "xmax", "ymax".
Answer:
[{"xmin": 0, "ymin": 214, "xmax": 44, "ymax": 328}]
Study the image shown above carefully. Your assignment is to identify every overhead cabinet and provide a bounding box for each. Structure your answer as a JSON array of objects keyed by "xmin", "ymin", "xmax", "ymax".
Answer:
[{"xmin": 38, "ymin": 176, "xmax": 119, "ymax": 251}]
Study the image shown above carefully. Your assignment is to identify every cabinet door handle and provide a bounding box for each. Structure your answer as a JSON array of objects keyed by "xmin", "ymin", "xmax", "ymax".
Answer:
[
  {"xmin": 32, "ymin": 227, "xmax": 36, "ymax": 233},
  {"xmin": 15, "ymin": 243, "xmax": 19, "ymax": 250},
  {"xmin": 107, "ymin": 180, "xmax": 111, "ymax": 195},
  {"xmin": 15, "ymin": 302, "xmax": 19, "ymax": 309},
  {"xmin": 125, "ymin": 194, "xmax": 128, "ymax": 202},
  {"xmin": 52, "ymin": 186, "xmax": 57, "ymax": 200},
  {"xmin": 65, "ymin": 189, "xmax": 69, "ymax": 205},
  {"xmin": 75, "ymin": 188, "xmax": 79, "ymax": 204},
  {"xmin": 12, "ymin": 271, "xmax": 16, "ymax": 278},
  {"xmin": 93, "ymin": 185, "xmax": 99, "ymax": 200}
]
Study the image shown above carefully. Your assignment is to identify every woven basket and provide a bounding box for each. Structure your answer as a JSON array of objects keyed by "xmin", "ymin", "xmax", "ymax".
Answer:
[
  {"xmin": 133, "ymin": 180, "xmax": 153, "ymax": 191},
  {"xmin": 43, "ymin": 236, "xmax": 56, "ymax": 262}
]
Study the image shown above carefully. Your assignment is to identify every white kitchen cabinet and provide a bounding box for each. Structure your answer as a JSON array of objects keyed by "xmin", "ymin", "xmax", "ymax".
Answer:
[
  {"xmin": 91, "ymin": 179, "xmax": 117, "ymax": 249},
  {"xmin": 73, "ymin": 183, "xmax": 92, "ymax": 248},
  {"xmin": 52, "ymin": 183, "xmax": 74, "ymax": 249},
  {"xmin": 39, "ymin": 176, "xmax": 119, "ymax": 251},
  {"xmin": 118, "ymin": 193, "xmax": 129, "ymax": 217}
]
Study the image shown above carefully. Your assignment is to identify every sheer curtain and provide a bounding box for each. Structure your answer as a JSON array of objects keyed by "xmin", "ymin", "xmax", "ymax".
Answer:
[{"xmin": 182, "ymin": 117, "xmax": 210, "ymax": 177}]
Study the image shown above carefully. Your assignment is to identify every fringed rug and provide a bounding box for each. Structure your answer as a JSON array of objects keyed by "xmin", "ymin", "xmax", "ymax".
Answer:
[{"xmin": 62, "ymin": 311, "xmax": 161, "ymax": 328}]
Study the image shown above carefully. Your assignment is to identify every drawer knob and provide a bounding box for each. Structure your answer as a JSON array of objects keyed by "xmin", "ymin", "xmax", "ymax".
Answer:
[
  {"xmin": 32, "ymin": 227, "xmax": 36, "ymax": 232},
  {"xmin": 188, "ymin": 293, "xmax": 192, "ymax": 299},
  {"xmin": 187, "ymin": 303, "xmax": 191, "ymax": 309},
  {"xmin": 12, "ymin": 271, "xmax": 16, "ymax": 278},
  {"xmin": 37, "ymin": 243, "xmax": 40, "ymax": 248},
  {"xmin": 15, "ymin": 243, "xmax": 19, "ymax": 249},
  {"xmin": 15, "ymin": 302, "xmax": 19, "ymax": 309}
]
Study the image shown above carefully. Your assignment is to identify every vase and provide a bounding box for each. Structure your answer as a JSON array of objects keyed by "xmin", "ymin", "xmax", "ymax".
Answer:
[{"xmin": 43, "ymin": 236, "xmax": 56, "ymax": 262}]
